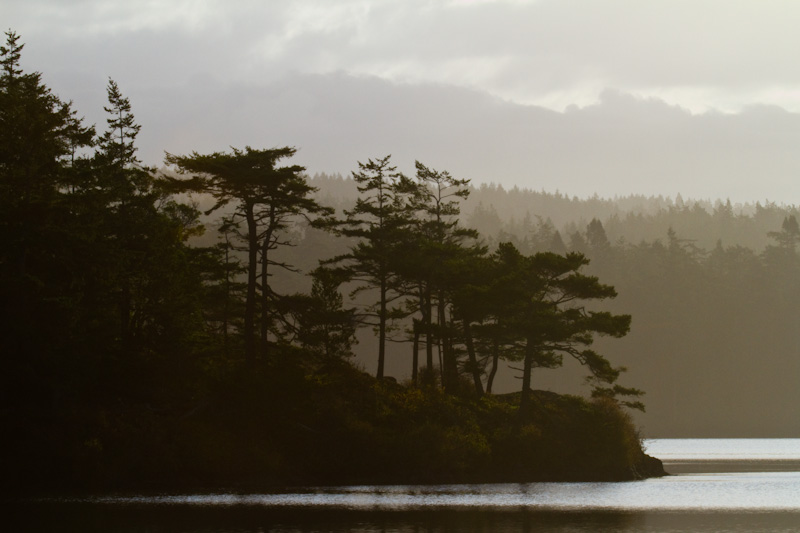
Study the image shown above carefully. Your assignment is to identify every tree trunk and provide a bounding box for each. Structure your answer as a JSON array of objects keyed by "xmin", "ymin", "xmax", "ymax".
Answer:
[
  {"xmin": 438, "ymin": 335, "xmax": 444, "ymax": 386},
  {"xmin": 486, "ymin": 336, "xmax": 500, "ymax": 394},
  {"xmin": 520, "ymin": 339, "xmax": 534, "ymax": 411},
  {"xmin": 412, "ymin": 319, "xmax": 420, "ymax": 386},
  {"xmin": 418, "ymin": 287, "xmax": 436, "ymax": 387},
  {"xmin": 439, "ymin": 295, "xmax": 457, "ymax": 393},
  {"xmin": 222, "ymin": 238, "xmax": 231, "ymax": 356},
  {"xmin": 462, "ymin": 318, "xmax": 484, "ymax": 397},
  {"xmin": 424, "ymin": 287, "xmax": 434, "ymax": 373},
  {"xmin": 120, "ymin": 276, "xmax": 131, "ymax": 351},
  {"xmin": 260, "ymin": 232, "xmax": 270, "ymax": 360},
  {"xmin": 244, "ymin": 204, "xmax": 258, "ymax": 364},
  {"xmin": 377, "ymin": 276, "xmax": 387, "ymax": 379}
]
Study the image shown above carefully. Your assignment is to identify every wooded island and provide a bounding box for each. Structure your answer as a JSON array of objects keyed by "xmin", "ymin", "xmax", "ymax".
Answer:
[{"xmin": 1, "ymin": 31, "xmax": 662, "ymax": 493}]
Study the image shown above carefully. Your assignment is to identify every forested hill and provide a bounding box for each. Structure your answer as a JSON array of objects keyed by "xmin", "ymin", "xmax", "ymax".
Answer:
[{"xmin": 302, "ymin": 173, "xmax": 800, "ymax": 437}]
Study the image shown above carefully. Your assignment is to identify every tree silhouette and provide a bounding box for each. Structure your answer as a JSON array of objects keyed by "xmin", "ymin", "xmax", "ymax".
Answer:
[
  {"xmin": 489, "ymin": 243, "xmax": 632, "ymax": 410},
  {"xmin": 166, "ymin": 146, "xmax": 331, "ymax": 362},
  {"xmin": 406, "ymin": 161, "xmax": 477, "ymax": 391},
  {"xmin": 0, "ymin": 30, "xmax": 94, "ymax": 363},
  {"xmin": 324, "ymin": 155, "xmax": 411, "ymax": 379}
]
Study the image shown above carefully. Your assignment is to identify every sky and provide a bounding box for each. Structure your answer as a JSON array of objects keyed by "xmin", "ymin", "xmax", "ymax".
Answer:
[{"xmin": 7, "ymin": 0, "xmax": 800, "ymax": 204}]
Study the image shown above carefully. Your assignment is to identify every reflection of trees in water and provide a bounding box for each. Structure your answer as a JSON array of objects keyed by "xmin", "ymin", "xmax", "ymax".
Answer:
[{"xmin": 4, "ymin": 503, "xmax": 637, "ymax": 533}]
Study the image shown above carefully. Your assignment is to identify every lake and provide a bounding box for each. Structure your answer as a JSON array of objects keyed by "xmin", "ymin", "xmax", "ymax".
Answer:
[{"xmin": 6, "ymin": 439, "xmax": 800, "ymax": 532}]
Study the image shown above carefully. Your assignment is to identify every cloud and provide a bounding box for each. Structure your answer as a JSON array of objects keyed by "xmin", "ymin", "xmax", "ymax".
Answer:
[
  {"xmin": 9, "ymin": 0, "xmax": 800, "ymax": 112},
  {"xmin": 8, "ymin": 0, "xmax": 800, "ymax": 204},
  {"xmin": 118, "ymin": 73, "xmax": 800, "ymax": 204}
]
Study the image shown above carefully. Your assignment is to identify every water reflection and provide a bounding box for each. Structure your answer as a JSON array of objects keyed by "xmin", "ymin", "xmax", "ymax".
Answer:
[
  {"xmin": 7, "ymin": 503, "xmax": 800, "ymax": 533},
  {"xmin": 9, "ymin": 476, "xmax": 800, "ymax": 532},
  {"xmin": 8, "ymin": 440, "xmax": 800, "ymax": 532},
  {"xmin": 68, "ymin": 473, "xmax": 800, "ymax": 512},
  {"xmin": 2, "ymin": 503, "xmax": 639, "ymax": 533}
]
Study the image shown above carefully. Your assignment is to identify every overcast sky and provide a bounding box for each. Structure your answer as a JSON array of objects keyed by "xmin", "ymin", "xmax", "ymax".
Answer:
[{"xmin": 7, "ymin": 0, "xmax": 800, "ymax": 204}]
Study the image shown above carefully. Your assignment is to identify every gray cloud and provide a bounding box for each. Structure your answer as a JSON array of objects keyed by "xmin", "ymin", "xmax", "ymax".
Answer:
[
  {"xmin": 118, "ymin": 74, "xmax": 800, "ymax": 204},
  {"xmin": 7, "ymin": 0, "xmax": 800, "ymax": 203},
  {"xmin": 10, "ymin": 0, "xmax": 800, "ymax": 111}
]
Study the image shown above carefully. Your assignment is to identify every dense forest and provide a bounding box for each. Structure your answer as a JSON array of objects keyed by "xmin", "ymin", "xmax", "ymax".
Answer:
[
  {"xmin": 462, "ymin": 186, "xmax": 800, "ymax": 438},
  {"xmin": 1, "ymin": 31, "xmax": 663, "ymax": 493},
  {"xmin": 297, "ymin": 174, "xmax": 800, "ymax": 437}
]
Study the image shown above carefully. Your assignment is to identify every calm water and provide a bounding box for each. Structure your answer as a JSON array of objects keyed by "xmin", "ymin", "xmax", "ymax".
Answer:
[{"xmin": 6, "ymin": 439, "xmax": 800, "ymax": 532}]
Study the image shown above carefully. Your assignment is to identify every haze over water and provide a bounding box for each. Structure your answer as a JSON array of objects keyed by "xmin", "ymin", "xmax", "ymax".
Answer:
[{"xmin": 8, "ymin": 439, "xmax": 800, "ymax": 532}]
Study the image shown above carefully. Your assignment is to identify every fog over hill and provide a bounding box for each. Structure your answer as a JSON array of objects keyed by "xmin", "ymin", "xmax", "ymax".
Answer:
[{"xmin": 69, "ymin": 72, "xmax": 800, "ymax": 205}]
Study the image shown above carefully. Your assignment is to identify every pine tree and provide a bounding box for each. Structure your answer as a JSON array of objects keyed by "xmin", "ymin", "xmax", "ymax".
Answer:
[
  {"xmin": 166, "ymin": 146, "xmax": 332, "ymax": 362},
  {"xmin": 95, "ymin": 78, "xmax": 149, "ymax": 198},
  {"xmin": 407, "ymin": 161, "xmax": 477, "ymax": 391},
  {"xmin": 324, "ymin": 155, "xmax": 411, "ymax": 379},
  {"xmin": 286, "ymin": 267, "xmax": 358, "ymax": 361},
  {"xmin": 489, "ymin": 243, "xmax": 633, "ymax": 411},
  {"xmin": 0, "ymin": 30, "xmax": 93, "ymax": 360}
]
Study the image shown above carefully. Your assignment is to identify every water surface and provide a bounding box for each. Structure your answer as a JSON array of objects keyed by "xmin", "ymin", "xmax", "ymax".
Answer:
[
  {"xmin": 7, "ymin": 439, "xmax": 800, "ymax": 532},
  {"xmin": 646, "ymin": 438, "xmax": 800, "ymax": 473}
]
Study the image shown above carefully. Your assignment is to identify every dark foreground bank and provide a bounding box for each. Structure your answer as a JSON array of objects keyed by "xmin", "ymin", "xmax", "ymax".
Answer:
[{"xmin": 2, "ymin": 359, "xmax": 663, "ymax": 495}]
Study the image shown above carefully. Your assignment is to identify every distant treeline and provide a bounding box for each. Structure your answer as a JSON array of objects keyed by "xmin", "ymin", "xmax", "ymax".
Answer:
[
  {"xmin": 300, "ymin": 173, "xmax": 800, "ymax": 437},
  {"xmin": 310, "ymin": 172, "xmax": 798, "ymax": 253}
]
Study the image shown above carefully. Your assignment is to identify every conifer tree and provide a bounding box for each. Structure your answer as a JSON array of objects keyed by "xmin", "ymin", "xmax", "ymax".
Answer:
[
  {"xmin": 283, "ymin": 267, "xmax": 358, "ymax": 361},
  {"xmin": 489, "ymin": 243, "xmax": 633, "ymax": 410},
  {"xmin": 92, "ymin": 79, "xmax": 157, "ymax": 348},
  {"xmin": 0, "ymin": 30, "xmax": 93, "ymax": 360},
  {"xmin": 407, "ymin": 161, "xmax": 477, "ymax": 391},
  {"xmin": 166, "ymin": 146, "xmax": 331, "ymax": 362},
  {"xmin": 325, "ymin": 155, "xmax": 411, "ymax": 379}
]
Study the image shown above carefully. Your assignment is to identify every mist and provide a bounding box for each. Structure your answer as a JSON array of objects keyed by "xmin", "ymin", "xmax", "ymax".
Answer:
[
  {"xmin": 55, "ymin": 73, "xmax": 800, "ymax": 205},
  {"xmin": 6, "ymin": 2, "xmax": 800, "ymax": 526}
]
